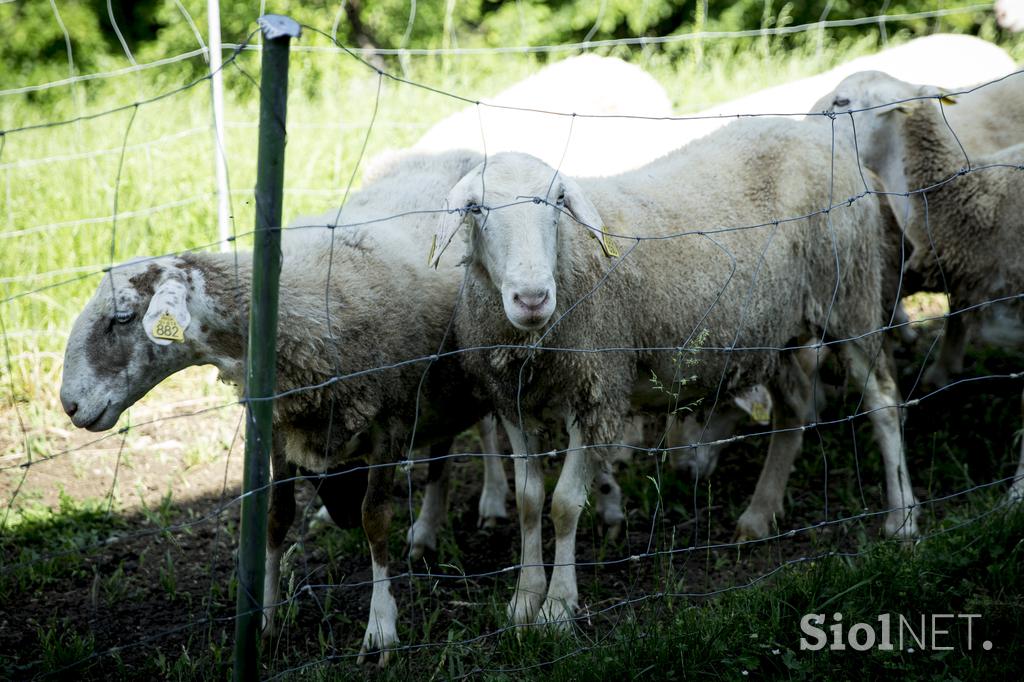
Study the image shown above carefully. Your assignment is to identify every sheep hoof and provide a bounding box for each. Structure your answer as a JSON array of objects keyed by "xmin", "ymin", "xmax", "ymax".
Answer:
[
  {"xmin": 883, "ymin": 508, "xmax": 919, "ymax": 542},
  {"xmin": 478, "ymin": 513, "xmax": 505, "ymax": 529},
  {"xmin": 356, "ymin": 647, "xmax": 392, "ymax": 668},
  {"xmin": 734, "ymin": 507, "xmax": 778, "ymax": 542},
  {"xmin": 507, "ymin": 591, "xmax": 543, "ymax": 625},
  {"xmin": 358, "ymin": 629, "xmax": 398, "ymax": 668},
  {"xmin": 406, "ymin": 524, "xmax": 437, "ymax": 562},
  {"xmin": 477, "ymin": 495, "xmax": 509, "ymax": 528},
  {"xmin": 537, "ymin": 598, "xmax": 576, "ymax": 631}
]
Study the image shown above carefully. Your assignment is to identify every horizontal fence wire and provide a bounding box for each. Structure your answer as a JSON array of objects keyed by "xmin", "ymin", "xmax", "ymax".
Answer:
[
  {"xmin": 225, "ymin": 4, "xmax": 991, "ymax": 56},
  {"xmin": 0, "ymin": 3, "xmax": 987, "ymax": 99},
  {"xmin": 2, "ymin": 3, "xmax": 1023, "ymax": 678}
]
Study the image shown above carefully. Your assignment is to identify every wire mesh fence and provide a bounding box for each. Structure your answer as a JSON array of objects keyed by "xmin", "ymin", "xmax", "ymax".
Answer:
[{"xmin": 2, "ymin": 3, "xmax": 1023, "ymax": 679}]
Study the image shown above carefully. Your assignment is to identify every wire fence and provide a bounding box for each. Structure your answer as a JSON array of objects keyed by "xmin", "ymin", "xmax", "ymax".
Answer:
[{"xmin": 2, "ymin": 3, "xmax": 1023, "ymax": 679}]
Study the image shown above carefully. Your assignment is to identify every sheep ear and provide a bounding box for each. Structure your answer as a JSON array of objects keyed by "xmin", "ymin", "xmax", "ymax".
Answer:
[
  {"xmin": 143, "ymin": 279, "xmax": 191, "ymax": 346},
  {"xmin": 733, "ymin": 384, "xmax": 773, "ymax": 425},
  {"xmin": 562, "ymin": 176, "xmax": 619, "ymax": 258},
  {"xmin": 429, "ymin": 198, "xmax": 469, "ymax": 269},
  {"xmin": 880, "ymin": 100, "xmax": 920, "ymax": 116}
]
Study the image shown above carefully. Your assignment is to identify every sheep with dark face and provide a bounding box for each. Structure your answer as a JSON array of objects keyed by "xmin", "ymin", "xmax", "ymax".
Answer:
[
  {"xmin": 60, "ymin": 150, "xmax": 492, "ymax": 664},
  {"xmin": 431, "ymin": 117, "xmax": 917, "ymax": 628}
]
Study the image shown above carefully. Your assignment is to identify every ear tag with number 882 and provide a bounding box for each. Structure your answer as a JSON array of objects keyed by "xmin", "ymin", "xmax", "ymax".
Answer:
[{"xmin": 152, "ymin": 312, "xmax": 185, "ymax": 343}]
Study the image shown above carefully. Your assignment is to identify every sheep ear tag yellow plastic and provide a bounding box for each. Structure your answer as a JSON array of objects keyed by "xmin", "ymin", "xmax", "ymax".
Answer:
[
  {"xmin": 152, "ymin": 312, "xmax": 185, "ymax": 343},
  {"xmin": 594, "ymin": 230, "xmax": 620, "ymax": 258},
  {"xmin": 749, "ymin": 401, "xmax": 771, "ymax": 424},
  {"xmin": 427, "ymin": 234, "xmax": 438, "ymax": 267}
]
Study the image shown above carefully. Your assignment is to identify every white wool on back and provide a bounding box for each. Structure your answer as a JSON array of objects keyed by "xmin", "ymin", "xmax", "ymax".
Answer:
[{"xmin": 412, "ymin": 54, "xmax": 674, "ymax": 177}]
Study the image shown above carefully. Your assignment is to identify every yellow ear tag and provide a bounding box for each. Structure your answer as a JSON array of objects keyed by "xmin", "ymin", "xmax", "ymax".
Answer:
[
  {"xmin": 939, "ymin": 94, "xmax": 957, "ymax": 106},
  {"xmin": 595, "ymin": 230, "xmax": 620, "ymax": 258},
  {"xmin": 427, "ymin": 234, "xmax": 438, "ymax": 267},
  {"xmin": 749, "ymin": 401, "xmax": 771, "ymax": 425},
  {"xmin": 152, "ymin": 312, "xmax": 185, "ymax": 343}
]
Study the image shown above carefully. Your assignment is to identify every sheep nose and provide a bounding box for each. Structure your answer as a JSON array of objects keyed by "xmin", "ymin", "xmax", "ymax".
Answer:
[
  {"xmin": 513, "ymin": 289, "xmax": 550, "ymax": 312},
  {"xmin": 62, "ymin": 398, "xmax": 78, "ymax": 417}
]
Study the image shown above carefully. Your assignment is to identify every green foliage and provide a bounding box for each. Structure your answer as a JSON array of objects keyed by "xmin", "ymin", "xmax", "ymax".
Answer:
[
  {"xmin": 311, "ymin": 504, "xmax": 1023, "ymax": 682},
  {"xmin": 0, "ymin": 491, "xmax": 127, "ymax": 597},
  {"xmin": 35, "ymin": 620, "xmax": 97, "ymax": 676},
  {"xmin": 0, "ymin": 1, "xmax": 1011, "ymax": 92}
]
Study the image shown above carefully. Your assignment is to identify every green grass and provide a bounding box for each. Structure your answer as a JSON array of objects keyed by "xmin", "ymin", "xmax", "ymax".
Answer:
[{"xmin": 165, "ymin": 500, "xmax": 1024, "ymax": 681}]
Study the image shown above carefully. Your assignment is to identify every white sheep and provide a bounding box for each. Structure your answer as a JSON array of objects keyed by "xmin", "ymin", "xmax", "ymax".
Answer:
[
  {"xmin": 408, "ymin": 54, "xmax": 696, "ymax": 534},
  {"xmin": 59, "ymin": 150, "xmax": 499, "ymax": 664},
  {"xmin": 870, "ymin": 94, "xmax": 1024, "ymax": 500},
  {"xmin": 812, "ymin": 69, "xmax": 1024, "ymax": 387},
  {"xmin": 578, "ymin": 34, "xmax": 1013, "ymax": 175},
  {"xmin": 430, "ymin": 117, "xmax": 917, "ymax": 627},
  {"xmin": 412, "ymin": 54, "xmax": 674, "ymax": 177},
  {"xmin": 413, "ymin": 37, "xmax": 1012, "ymax": 182}
]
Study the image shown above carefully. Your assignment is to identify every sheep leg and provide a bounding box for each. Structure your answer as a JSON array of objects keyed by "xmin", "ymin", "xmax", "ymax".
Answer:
[
  {"xmin": 922, "ymin": 313, "xmax": 968, "ymax": 390},
  {"xmin": 357, "ymin": 459, "xmax": 399, "ymax": 667},
  {"xmin": 262, "ymin": 433, "xmax": 294, "ymax": 638},
  {"xmin": 408, "ymin": 438, "xmax": 454, "ymax": 560},
  {"xmin": 844, "ymin": 346, "xmax": 920, "ymax": 539},
  {"xmin": 477, "ymin": 414, "xmax": 510, "ymax": 528},
  {"xmin": 502, "ymin": 418, "xmax": 547, "ymax": 625},
  {"xmin": 1009, "ymin": 388, "xmax": 1024, "ymax": 503},
  {"xmin": 735, "ymin": 394, "xmax": 806, "ymax": 541},
  {"xmin": 538, "ymin": 415, "xmax": 598, "ymax": 630}
]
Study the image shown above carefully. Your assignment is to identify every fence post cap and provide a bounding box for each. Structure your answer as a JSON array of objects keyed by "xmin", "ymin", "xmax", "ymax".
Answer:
[{"xmin": 257, "ymin": 14, "xmax": 302, "ymax": 40}]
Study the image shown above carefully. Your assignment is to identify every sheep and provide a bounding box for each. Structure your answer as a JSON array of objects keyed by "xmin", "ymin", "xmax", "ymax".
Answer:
[
  {"xmin": 996, "ymin": 0, "xmax": 1024, "ymax": 32},
  {"xmin": 58, "ymin": 150, "xmax": 500, "ymax": 664},
  {"xmin": 872, "ymin": 95, "xmax": 1024, "ymax": 500},
  {"xmin": 551, "ymin": 35, "xmax": 1011, "ymax": 175},
  {"xmin": 413, "ymin": 38, "xmax": 1012, "ymax": 180},
  {"xmin": 812, "ymin": 69, "xmax": 1024, "ymax": 387},
  {"xmin": 430, "ymin": 117, "xmax": 917, "ymax": 627},
  {"xmin": 411, "ymin": 54, "xmax": 674, "ymax": 177}
]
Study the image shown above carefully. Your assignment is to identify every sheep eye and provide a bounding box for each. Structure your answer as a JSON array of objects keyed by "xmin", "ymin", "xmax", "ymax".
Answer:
[
  {"xmin": 114, "ymin": 310, "xmax": 135, "ymax": 325},
  {"xmin": 556, "ymin": 191, "xmax": 565, "ymax": 206},
  {"xmin": 465, "ymin": 201, "xmax": 482, "ymax": 216},
  {"xmin": 833, "ymin": 96, "xmax": 850, "ymax": 109}
]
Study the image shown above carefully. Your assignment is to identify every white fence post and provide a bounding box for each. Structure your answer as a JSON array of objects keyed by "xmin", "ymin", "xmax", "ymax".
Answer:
[{"xmin": 208, "ymin": 0, "xmax": 231, "ymax": 251}]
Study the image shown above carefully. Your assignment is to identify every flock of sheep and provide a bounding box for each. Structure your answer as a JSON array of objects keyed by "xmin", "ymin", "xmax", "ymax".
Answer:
[{"xmin": 57, "ymin": 33, "xmax": 1024, "ymax": 664}]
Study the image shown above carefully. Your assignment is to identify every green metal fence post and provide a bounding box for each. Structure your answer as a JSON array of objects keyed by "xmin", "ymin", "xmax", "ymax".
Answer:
[{"xmin": 233, "ymin": 14, "xmax": 300, "ymax": 681}]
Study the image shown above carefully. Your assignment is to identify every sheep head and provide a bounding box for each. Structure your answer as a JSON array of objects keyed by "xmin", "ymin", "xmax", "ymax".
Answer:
[
  {"xmin": 431, "ymin": 152, "xmax": 606, "ymax": 332},
  {"xmin": 812, "ymin": 70, "xmax": 953, "ymax": 189},
  {"xmin": 60, "ymin": 257, "xmax": 213, "ymax": 432}
]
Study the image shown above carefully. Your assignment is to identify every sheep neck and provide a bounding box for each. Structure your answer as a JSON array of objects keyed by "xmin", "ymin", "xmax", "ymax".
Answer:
[
  {"xmin": 897, "ymin": 103, "xmax": 982, "ymax": 274},
  {"xmin": 176, "ymin": 250, "xmax": 253, "ymax": 384}
]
